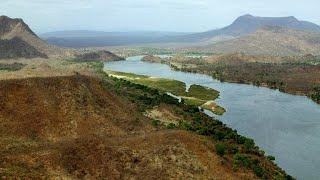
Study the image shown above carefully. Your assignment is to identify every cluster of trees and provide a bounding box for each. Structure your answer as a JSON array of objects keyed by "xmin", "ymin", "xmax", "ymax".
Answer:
[
  {"xmin": 109, "ymin": 77, "xmax": 180, "ymax": 111},
  {"xmin": 310, "ymin": 86, "xmax": 320, "ymax": 103}
]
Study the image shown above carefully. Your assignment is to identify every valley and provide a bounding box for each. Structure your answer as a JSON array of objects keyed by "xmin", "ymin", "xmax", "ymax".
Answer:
[
  {"xmin": 0, "ymin": 15, "xmax": 292, "ymax": 179},
  {"xmin": 0, "ymin": 5, "xmax": 320, "ymax": 179}
]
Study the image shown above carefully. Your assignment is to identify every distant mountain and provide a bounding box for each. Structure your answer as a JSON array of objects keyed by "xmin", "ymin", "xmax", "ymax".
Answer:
[
  {"xmin": 42, "ymin": 31, "xmax": 191, "ymax": 48},
  {"xmin": 200, "ymin": 26, "xmax": 320, "ymax": 56},
  {"xmin": 41, "ymin": 30, "xmax": 189, "ymax": 38},
  {"xmin": 231, "ymin": 14, "xmax": 320, "ymax": 34},
  {"xmin": 42, "ymin": 15, "xmax": 320, "ymax": 48},
  {"xmin": 177, "ymin": 14, "xmax": 320, "ymax": 42}
]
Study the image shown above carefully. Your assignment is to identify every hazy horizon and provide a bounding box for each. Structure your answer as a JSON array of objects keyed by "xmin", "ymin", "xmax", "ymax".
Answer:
[{"xmin": 1, "ymin": 0, "xmax": 319, "ymax": 33}]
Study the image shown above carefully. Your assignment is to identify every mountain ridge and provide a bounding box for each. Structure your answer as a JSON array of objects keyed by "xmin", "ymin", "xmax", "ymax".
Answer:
[
  {"xmin": 179, "ymin": 14, "xmax": 320, "ymax": 42},
  {"xmin": 198, "ymin": 26, "xmax": 320, "ymax": 56},
  {"xmin": 42, "ymin": 14, "xmax": 320, "ymax": 48},
  {"xmin": 0, "ymin": 15, "xmax": 71, "ymax": 59},
  {"xmin": 0, "ymin": 15, "xmax": 37, "ymax": 38}
]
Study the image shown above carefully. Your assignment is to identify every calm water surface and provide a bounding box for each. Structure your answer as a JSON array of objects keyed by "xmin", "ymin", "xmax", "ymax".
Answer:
[{"xmin": 105, "ymin": 56, "xmax": 320, "ymax": 179}]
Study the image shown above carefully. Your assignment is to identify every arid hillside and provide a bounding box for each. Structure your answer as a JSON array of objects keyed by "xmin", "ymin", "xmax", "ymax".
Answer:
[
  {"xmin": 0, "ymin": 75, "xmax": 251, "ymax": 179},
  {"xmin": 0, "ymin": 71, "xmax": 291, "ymax": 179},
  {"xmin": 0, "ymin": 37, "xmax": 47, "ymax": 59}
]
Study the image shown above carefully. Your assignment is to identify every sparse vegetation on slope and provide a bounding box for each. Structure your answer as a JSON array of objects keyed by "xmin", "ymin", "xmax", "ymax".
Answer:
[
  {"xmin": 0, "ymin": 37, "xmax": 48, "ymax": 59},
  {"xmin": 141, "ymin": 55, "xmax": 164, "ymax": 63},
  {"xmin": 74, "ymin": 50, "xmax": 125, "ymax": 62}
]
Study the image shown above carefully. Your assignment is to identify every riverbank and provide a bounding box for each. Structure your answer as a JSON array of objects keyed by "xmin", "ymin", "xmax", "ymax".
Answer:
[{"xmin": 142, "ymin": 55, "xmax": 320, "ymax": 104}]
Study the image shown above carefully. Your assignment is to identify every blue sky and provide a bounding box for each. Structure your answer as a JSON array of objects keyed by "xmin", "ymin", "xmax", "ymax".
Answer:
[{"xmin": 1, "ymin": 0, "xmax": 319, "ymax": 33}]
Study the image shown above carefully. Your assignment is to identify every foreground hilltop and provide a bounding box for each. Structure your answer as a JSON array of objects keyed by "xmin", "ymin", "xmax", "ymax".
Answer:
[
  {"xmin": 0, "ymin": 75, "xmax": 240, "ymax": 179},
  {"xmin": 0, "ymin": 69, "xmax": 291, "ymax": 179}
]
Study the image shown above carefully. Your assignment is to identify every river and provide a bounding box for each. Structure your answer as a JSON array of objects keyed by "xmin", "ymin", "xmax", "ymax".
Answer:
[{"xmin": 104, "ymin": 56, "xmax": 320, "ymax": 179}]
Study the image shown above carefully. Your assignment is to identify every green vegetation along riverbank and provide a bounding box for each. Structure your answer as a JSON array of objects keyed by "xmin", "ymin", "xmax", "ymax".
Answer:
[{"xmin": 105, "ymin": 69, "xmax": 225, "ymax": 115}]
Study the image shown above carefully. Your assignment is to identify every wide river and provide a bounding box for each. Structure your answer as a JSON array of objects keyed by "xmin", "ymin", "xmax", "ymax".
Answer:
[{"xmin": 105, "ymin": 56, "xmax": 320, "ymax": 179}]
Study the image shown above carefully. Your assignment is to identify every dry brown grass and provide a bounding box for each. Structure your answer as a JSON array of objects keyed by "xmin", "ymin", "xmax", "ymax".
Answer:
[{"xmin": 0, "ymin": 74, "xmax": 257, "ymax": 179}]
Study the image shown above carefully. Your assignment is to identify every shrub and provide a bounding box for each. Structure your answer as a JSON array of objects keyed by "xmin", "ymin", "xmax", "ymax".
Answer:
[
  {"xmin": 161, "ymin": 94, "xmax": 179, "ymax": 105},
  {"xmin": 244, "ymin": 138, "xmax": 255, "ymax": 151},
  {"xmin": 233, "ymin": 153, "xmax": 251, "ymax": 168},
  {"xmin": 166, "ymin": 123, "xmax": 176, "ymax": 129},
  {"xmin": 215, "ymin": 143, "xmax": 226, "ymax": 156},
  {"xmin": 227, "ymin": 144, "xmax": 239, "ymax": 154},
  {"xmin": 267, "ymin": 155, "xmax": 276, "ymax": 161},
  {"xmin": 236, "ymin": 136, "xmax": 247, "ymax": 144},
  {"xmin": 152, "ymin": 119, "xmax": 161, "ymax": 127},
  {"xmin": 178, "ymin": 120, "xmax": 193, "ymax": 131},
  {"xmin": 253, "ymin": 165, "xmax": 264, "ymax": 177}
]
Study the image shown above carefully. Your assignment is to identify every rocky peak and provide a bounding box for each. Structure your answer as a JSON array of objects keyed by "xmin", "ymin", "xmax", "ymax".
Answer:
[{"xmin": 0, "ymin": 15, "xmax": 37, "ymax": 37}]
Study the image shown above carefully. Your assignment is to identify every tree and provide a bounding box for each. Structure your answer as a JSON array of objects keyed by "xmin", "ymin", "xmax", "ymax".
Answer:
[{"xmin": 215, "ymin": 143, "xmax": 226, "ymax": 156}]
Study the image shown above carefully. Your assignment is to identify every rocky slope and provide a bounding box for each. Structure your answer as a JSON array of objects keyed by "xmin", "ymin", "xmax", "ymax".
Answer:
[
  {"xmin": 0, "ymin": 15, "xmax": 72, "ymax": 58},
  {"xmin": 0, "ymin": 37, "xmax": 47, "ymax": 59}
]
